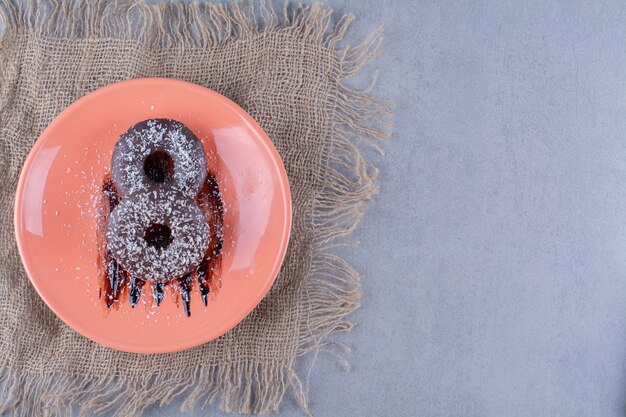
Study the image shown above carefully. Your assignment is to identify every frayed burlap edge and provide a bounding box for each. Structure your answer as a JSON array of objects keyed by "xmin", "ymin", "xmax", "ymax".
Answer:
[{"xmin": 0, "ymin": 1, "xmax": 393, "ymax": 415}]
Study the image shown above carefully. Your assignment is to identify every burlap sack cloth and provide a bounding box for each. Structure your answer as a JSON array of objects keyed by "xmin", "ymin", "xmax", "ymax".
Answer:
[{"xmin": 0, "ymin": 1, "xmax": 391, "ymax": 415}]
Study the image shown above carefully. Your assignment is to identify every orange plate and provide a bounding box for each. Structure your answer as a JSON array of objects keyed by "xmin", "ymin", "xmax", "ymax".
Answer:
[{"xmin": 14, "ymin": 78, "xmax": 292, "ymax": 353}]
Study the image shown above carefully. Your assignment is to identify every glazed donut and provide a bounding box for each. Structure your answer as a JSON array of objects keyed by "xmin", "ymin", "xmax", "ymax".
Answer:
[
  {"xmin": 111, "ymin": 118, "xmax": 207, "ymax": 197},
  {"xmin": 106, "ymin": 187, "xmax": 210, "ymax": 283}
]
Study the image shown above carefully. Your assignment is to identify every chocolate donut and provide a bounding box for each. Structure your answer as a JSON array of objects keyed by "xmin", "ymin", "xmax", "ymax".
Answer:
[
  {"xmin": 106, "ymin": 188, "xmax": 210, "ymax": 283},
  {"xmin": 111, "ymin": 118, "xmax": 207, "ymax": 198}
]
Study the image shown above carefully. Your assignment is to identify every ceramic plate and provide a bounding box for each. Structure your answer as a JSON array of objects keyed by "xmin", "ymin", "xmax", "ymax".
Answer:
[{"xmin": 14, "ymin": 78, "xmax": 292, "ymax": 353}]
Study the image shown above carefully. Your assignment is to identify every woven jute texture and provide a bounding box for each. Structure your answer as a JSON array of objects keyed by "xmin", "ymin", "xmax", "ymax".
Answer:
[{"xmin": 0, "ymin": 1, "xmax": 391, "ymax": 415}]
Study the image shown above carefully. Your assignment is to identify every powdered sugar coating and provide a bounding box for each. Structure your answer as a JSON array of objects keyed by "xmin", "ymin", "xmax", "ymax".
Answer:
[
  {"xmin": 106, "ymin": 188, "xmax": 210, "ymax": 283},
  {"xmin": 111, "ymin": 118, "xmax": 207, "ymax": 197}
]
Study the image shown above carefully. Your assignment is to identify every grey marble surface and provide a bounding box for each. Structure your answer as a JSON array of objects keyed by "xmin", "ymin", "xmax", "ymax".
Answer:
[{"xmin": 144, "ymin": 1, "xmax": 626, "ymax": 416}]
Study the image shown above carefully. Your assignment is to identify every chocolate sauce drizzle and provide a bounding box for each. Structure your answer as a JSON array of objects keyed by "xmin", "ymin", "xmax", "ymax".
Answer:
[
  {"xmin": 98, "ymin": 172, "xmax": 224, "ymax": 316},
  {"xmin": 153, "ymin": 282, "xmax": 165, "ymax": 306},
  {"xmin": 128, "ymin": 275, "xmax": 143, "ymax": 307}
]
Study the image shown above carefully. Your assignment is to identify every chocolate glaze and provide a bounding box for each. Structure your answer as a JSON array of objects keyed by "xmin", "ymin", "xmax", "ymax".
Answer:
[
  {"xmin": 98, "ymin": 119, "xmax": 224, "ymax": 317},
  {"xmin": 107, "ymin": 187, "xmax": 210, "ymax": 283},
  {"xmin": 111, "ymin": 118, "xmax": 207, "ymax": 198}
]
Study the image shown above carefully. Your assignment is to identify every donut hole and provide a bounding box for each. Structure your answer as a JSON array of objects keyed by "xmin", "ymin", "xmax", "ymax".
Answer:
[
  {"xmin": 144, "ymin": 151, "xmax": 174, "ymax": 184},
  {"xmin": 144, "ymin": 223, "xmax": 173, "ymax": 250}
]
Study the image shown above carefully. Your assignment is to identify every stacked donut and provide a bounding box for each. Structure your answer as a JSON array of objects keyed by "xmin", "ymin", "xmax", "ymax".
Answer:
[{"xmin": 106, "ymin": 119, "xmax": 210, "ymax": 284}]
